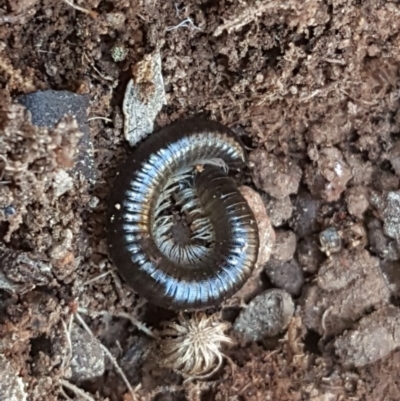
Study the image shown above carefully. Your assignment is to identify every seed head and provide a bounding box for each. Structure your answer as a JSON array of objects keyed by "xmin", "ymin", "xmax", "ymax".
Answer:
[{"xmin": 158, "ymin": 312, "xmax": 233, "ymax": 379}]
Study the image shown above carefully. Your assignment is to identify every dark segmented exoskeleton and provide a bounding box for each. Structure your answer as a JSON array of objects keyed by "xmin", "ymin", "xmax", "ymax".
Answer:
[{"xmin": 107, "ymin": 118, "xmax": 259, "ymax": 310}]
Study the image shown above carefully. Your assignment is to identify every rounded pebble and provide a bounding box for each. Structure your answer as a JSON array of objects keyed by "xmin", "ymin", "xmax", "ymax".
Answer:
[
  {"xmin": 265, "ymin": 258, "xmax": 304, "ymax": 296},
  {"xmin": 233, "ymin": 289, "xmax": 295, "ymax": 341}
]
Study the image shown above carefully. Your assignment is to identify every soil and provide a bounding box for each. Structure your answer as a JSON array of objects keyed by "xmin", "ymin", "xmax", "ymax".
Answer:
[{"xmin": 1, "ymin": 0, "xmax": 400, "ymax": 400}]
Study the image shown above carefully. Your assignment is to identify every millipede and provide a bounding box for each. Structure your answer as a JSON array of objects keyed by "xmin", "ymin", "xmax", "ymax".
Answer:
[{"xmin": 107, "ymin": 117, "xmax": 259, "ymax": 311}]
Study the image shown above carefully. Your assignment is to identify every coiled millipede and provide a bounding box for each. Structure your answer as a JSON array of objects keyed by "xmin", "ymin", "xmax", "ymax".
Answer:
[{"xmin": 107, "ymin": 118, "xmax": 259, "ymax": 310}]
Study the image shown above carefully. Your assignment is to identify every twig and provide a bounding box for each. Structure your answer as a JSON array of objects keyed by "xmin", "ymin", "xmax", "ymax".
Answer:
[
  {"xmin": 60, "ymin": 314, "xmax": 73, "ymax": 372},
  {"xmin": 214, "ymin": 1, "xmax": 291, "ymax": 37},
  {"xmin": 167, "ymin": 2, "xmax": 201, "ymax": 32},
  {"xmin": 60, "ymin": 379, "xmax": 96, "ymax": 401},
  {"xmin": 83, "ymin": 53, "xmax": 114, "ymax": 82},
  {"xmin": 83, "ymin": 269, "xmax": 114, "ymax": 285},
  {"xmin": 61, "ymin": 0, "xmax": 98, "ymax": 18},
  {"xmin": 87, "ymin": 116, "xmax": 113, "ymax": 122},
  {"xmin": 75, "ymin": 313, "xmax": 138, "ymax": 401},
  {"xmin": 166, "ymin": 18, "xmax": 201, "ymax": 32},
  {"xmin": 77, "ymin": 307, "xmax": 157, "ymax": 339}
]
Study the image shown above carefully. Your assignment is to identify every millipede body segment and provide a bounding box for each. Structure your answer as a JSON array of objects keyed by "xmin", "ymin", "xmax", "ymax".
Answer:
[{"xmin": 107, "ymin": 118, "xmax": 259, "ymax": 310}]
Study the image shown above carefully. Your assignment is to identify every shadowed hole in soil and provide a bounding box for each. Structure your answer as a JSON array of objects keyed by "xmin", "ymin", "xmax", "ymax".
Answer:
[
  {"xmin": 304, "ymin": 330, "xmax": 322, "ymax": 355},
  {"xmin": 262, "ymin": 45, "xmax": 282, "ymax": 69},
  {"xmin": 380, "ymin": 159, "xmax": 394, "ymax": 172},
  {"xmin": 201, "ymin": 389, "xmax": 219, "ymax": 401},
  {"xmin": 30, "ymin": 335, "xmax": 52, "ymax": 358},
  {"xmin": 221, "ymin": 306, "xmax": 240, "ymax": 323},
  {"xmin": 141, "ymin": 303, "xmax": 177, "ymax": 329}
]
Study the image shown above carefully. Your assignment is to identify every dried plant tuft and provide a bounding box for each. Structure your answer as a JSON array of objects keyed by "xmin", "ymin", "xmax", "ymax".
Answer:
[{"xmin": 158, "ymin": 312, "xmax": 234, "ymax": 379}]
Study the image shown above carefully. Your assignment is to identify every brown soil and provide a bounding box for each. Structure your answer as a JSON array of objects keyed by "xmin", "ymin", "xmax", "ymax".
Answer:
[{"xmin": 1, "ymin": 0, "xmax": 400, "ymax": 400}]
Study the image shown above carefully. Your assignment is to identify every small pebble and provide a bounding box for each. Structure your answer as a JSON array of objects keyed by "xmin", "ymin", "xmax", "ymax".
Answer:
[
  {"xmin": 319, "ymin": 227, "xmax": 342, "ymax": 256},
  {"xmin": 52, "ymin": 170, "xmax": 74, "ymax": 198},
  {"xmin": 111, "ymin": 43, "xmax": 128, "ymax": 62},
  {"xmin": 290, "ymin": 190, "xmax": 322, "ymax": 238},
  {"xmin": 265, "ymin": 258, "xmax": 304, "ymax": 296},
  {"xmin": 70, "ymin": 324, "xmax": 105, "ymax": 382},
  {"xmin": 367, "ymin": 218, "xmax": 399, "ymax": 260},
  {"xmin": 3, "ymin": 205, "xmax": 15, "ymax": 217},
  {"xmin": 106, "ymin": 12, "xmax": 126, "ymax": 28},
  {"xmin": 370, "ymin": 190, "xmax": 400, "ymax": 244},
  {"xmin": 233, "ymin": 289, "xmax": 294, "ymax": 341},
  {"xmin": 249, "ymin": 150, "xmax": 302, "ymax": 199},
  {"xmin": 271, "ymin": 230, "xmax": 297, "ymax": 263},
  {"xmin": 297, "ymin": 236, "xmax": 324, "ymax": 274},
  {"xmin": 88, "ymin": 196, "xmax": 100, "ymax": 209},
  {"xmin": 262, "ymin": 194, "xmax": 293, "ymax": 227},
  {"xmin": 304, "ymin": 147, "xmax": 352, "ymax": 202},
  {"xmin": 345, "ymin": 186, "xmax": 369, "ymax": 218}
]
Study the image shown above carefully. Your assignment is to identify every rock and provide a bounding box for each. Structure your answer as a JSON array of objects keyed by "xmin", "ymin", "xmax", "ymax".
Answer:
[
  {"xmin": 233, "ymin": 289, "xmax": 294, "ymax": 341},
  {"xmin": 345, "ymin": 186, "xmax": 369, "ymax": 218},
  {"xmin": 18, "ymin": 90, "xmax": 95, "ymax": 183},
  {"xmin": 335, "ymin": 306, "xmax": 400, "ymax": 367},
  {"xmin": 270, "ymin": 230, "xmax": 297, "ymax": 263},
  {"xmin": 249, "ymin": 150, "xmax": 302, "ymax": 199},
  {"xmin": 296, "ymin": 236, "xmax": 324, "ymax": 274},
  {"xmin": 370, "ymin": 190, "xmax": 400, "ymax": 244},
  {"xmin": 0, "ymin": 246, "xmax": 52, "ymax": 288},
  {"xmin": 262, "ymin": 194, "xmax": 293, "ymax": 227},
  {"xmin": 52, "ymin": 170, "xmax": 74, "ymax": 198},
  {"xmin": 0, "ymin": 355, "xmax": 27, "ymax": 401},
  {"xmin": 290, "ymin": 190, "xmax": 322, "ymax": 238},
  {"xmin": 367, "ymin": 218, "xmax": 399, "ymax": 260},
  {"xmin": 302, "ymin": 249, "xmax": 390, "ymax": 336},
  {"xmin": 319, "ymin": 227, "xmax": 342, "ymax": 256},
  {"xmin": 305, "ymin": 147, "xmax": 352, "ymax": 202},
  {"xmin": 265, "ymin": 258, "xmax": 304, "ymax": 296},
  {"xmin": 70, "ymin": 324, "xmax": 105, "ymax": 382},
  {"xmin": 123, "ymin": 51, "xmax": 166, "ymax": 147}
]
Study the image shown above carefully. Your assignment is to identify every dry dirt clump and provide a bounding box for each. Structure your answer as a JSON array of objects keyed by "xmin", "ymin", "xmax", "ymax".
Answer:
[
  {"xmin": 302, "ymin": 249, "xmax": 390, "ymax": 336},
  {"xmin": 335, "ymin": 306, "xmax": 400, "ymax": 368}
]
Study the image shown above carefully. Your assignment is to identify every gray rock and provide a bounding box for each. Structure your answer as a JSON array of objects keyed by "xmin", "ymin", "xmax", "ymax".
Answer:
[
  {"xmin": 0, "ymin": 355, "xmax": 27, "ymax": 401},
  {"xmin": 233, "ymin": 289, "xmax": 294, "ymax": 341},
  {"xmin": 123, "ymin": 51, "xmax": 166, "ymax": 147},
  {"xmin": 70, "ymin": 324, "xmax": 105, "ymax": 382},
  {"xmin": 18, "ymin": 89, "xmax": 95, "ymax": 183},
  {"xmin": 265, "ymin": 258, "xmax": 304, "ymax": 296}
]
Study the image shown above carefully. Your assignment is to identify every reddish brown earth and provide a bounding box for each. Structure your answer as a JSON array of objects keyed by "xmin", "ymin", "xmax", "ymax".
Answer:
[{"xmin": 1, "ymin": 0, "xmax": 400, "ymax": 400}]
